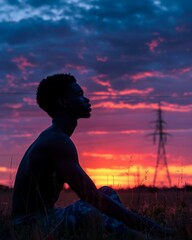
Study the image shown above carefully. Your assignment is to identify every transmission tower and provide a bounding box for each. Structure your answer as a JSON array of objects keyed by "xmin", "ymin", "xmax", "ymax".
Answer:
[{"xmin": 151, "ymin": 102, "xmax": 172, "ymax": 187}]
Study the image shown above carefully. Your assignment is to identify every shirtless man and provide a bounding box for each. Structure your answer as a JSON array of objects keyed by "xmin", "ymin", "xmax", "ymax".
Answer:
[{"xmin": 12, "ymin": 74, "xmax": 174, "ymax": 239}]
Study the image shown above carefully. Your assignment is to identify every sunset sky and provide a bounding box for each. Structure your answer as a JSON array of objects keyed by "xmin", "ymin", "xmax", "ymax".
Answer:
[{"xmin": 0, "ymin": 0, "xmax": 191, "ymax": 188}]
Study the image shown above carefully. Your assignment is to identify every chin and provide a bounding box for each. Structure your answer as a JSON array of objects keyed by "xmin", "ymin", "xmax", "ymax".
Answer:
[
  {"xmin": 79, "ymin": 112, "xmax": 91, "ymax": 119},
  {"xmin": 84, "ymin": 114, "xmax": 91, "ymax": 118}
]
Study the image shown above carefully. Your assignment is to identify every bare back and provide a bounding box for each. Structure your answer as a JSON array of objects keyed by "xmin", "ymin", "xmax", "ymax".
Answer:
[{"xmin": 12, "ymin": 128, "xmax": 78, "ymax": 217}]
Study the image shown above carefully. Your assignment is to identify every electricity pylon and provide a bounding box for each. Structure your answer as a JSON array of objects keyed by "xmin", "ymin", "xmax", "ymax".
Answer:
[{"xmin": 150, "ymin": 102, "xmax": 172, "ymax": 187}]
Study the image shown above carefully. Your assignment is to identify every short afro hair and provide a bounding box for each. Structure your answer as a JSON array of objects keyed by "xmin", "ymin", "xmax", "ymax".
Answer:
[{"xmin": 36, "ymin": 73, "xmax": 76, "ymax": 118}]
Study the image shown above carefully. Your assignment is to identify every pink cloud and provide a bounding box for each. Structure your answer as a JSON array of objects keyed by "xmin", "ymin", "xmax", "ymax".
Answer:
[
  {"xmin": 161, "ymin": 102, "xmax": 192, "ymax": 112},
  {"xmin": 120, "ymin": 130, "xmax": 145, "ymax": 134},
  {"xmin": 77, "ymin": 46, "xmax": 87, "ymax": 59},
  {"xmin": 93, "ymin": 101, "xmax": 153, "ymax": 110},
  {"xmin": 12, "ymin": 56, "xmax": 35, "ymax": 70},
  {"xmin": 65, "ymin": 64, "xmax": 89, "ymax": 74},
  {"xmin": 5, "ymin": 103, "xmax": 23, "ymax": 109},
  {"xmin": 147, "ymin": 40, "xmax": 158, "ymax": 52},
  {"xmin": 22, "ymin": 82, "xmax": 39, "ymax": 87},
  {"xmin": 92, "ymin": 91, "xmax": 115, "ymax": 96},
  {"xmin": 172, "ymin": 67, "xmax": 192, "ymax": 74},
  {"xmin": 5, "ymin": 74, "xmax": 17, "ymax": 87},
  {"xmin": 93, "ymin": 101, "xmax": 192, "ymax": 112},
  {"xmin": 23, "ymin": 97, "xmax": 36, "ymax": 105},
  {"xmin": 92, "ymin": 88, "xmax": 153, "ymax": 98},
  {"xmin": 171, "ymin": 93, "xmax": 179, "ymax": 98},
  {"xmin": 96, "ymin": 56, "xmax": 108, "ymax": 62},
  {"xmin": 11, "ymin": 133, "xmax": 33, "ymax": 138},
  {"xmin": 184, "ymin": 92, "xmax": 192, "ymax": 96},
  {"xmin": 119, "ymin": 88, "xmax": 154, "ymax": 95},
  {"xmin": 91, "ymin": 74, "xmax": 111, "ymax": 87},
  {"xmin": 12, "ymin": 56, "xmax": 36, "ymax": 79},
  {"xmin": 87, "ymin": 130, "xmax": 145, "ymax": 135},
  {"xmin": 87, "ymin": 131, "xmax": 109, "ymax": 135},
  {"xmin": 176, "ymin": 25, "xmax": 190, "ymax": 32},
  {"xmin": 146, "ymin": 37, "xmax": 165, "ymax": 53},
  {"xmin": 131, "ymin": 71, "xmax": 163, "ymax": 81}
]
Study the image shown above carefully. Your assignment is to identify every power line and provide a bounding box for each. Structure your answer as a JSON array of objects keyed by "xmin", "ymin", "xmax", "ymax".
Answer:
[{"xmin": 0, "ymin": 92, "xmax": 191, "ymax": 99}]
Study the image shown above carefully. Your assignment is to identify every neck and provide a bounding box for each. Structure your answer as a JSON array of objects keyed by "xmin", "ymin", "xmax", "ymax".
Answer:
[{"xmin": 52, "ymin": 113, "xmax": 77, "ymax": 137}]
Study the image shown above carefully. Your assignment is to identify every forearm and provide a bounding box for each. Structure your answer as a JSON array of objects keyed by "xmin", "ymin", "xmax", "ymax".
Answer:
[
  {"xmin": 81, "ymin": 189, "xmax": 174, "ymax": 237},
  {"xmin": 93, "ymin": 193, "xmax": 166, "ymax": 235},
  {"xmin": 66, "ymin": 168, "xmax": 172, "ymax": 236}
]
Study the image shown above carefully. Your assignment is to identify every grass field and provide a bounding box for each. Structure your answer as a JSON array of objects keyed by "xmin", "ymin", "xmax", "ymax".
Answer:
[{"xmin": 0, "ymin": 186, "xmax": 192, "ymax": 240}]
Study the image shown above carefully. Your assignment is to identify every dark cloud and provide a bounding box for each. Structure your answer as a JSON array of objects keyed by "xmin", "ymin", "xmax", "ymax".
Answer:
[
  {"xmin": 6, "ymin": 0, "xmax": 20, "ymax": 5},
  {"xmin": 0, "ymin": 18, "xmax": 72, "ymax": 45},
  {"xmin": 25, "ymin": 0, "xmax": 63, "ymax": 7},
  {"xmin": 0, "ymin": 0, "xmax": 191, "ymax": 126}
]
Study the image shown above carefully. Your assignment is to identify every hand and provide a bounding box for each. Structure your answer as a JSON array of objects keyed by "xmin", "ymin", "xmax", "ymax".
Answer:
[{"xmin": 159, "ymin": 226, "xmax": 176, "ymax": 238}]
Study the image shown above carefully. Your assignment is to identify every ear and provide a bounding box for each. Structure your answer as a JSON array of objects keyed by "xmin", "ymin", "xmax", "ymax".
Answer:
[{"xmin": 57, "ymin": 97, "xmax": 68, "ymax": 109}]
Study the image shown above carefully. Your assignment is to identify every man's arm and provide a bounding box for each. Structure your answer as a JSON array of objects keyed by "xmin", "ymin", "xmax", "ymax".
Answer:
[
  {"xmin": 52, "ymin": 134, "xmax": 174, "ymax": 236},
  {"xmin": 60, "ymin": 161, "xmax": 170, "ymax": 234}
]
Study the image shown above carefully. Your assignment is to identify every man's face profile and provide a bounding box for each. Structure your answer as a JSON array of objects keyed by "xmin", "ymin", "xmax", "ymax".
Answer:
[{"xmin": 60, "ymin": 82, "xmax": 92, "ymax": 119}]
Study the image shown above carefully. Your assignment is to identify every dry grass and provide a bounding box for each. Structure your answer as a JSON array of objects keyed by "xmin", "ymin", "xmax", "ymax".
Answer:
[{"xmin": 0, "ymin": 187, "xmax": 192, "ymax": 240}]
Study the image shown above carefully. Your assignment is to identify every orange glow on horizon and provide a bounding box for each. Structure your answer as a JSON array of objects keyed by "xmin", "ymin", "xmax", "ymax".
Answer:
[
  {"xmin": 0, "ymin": 164, "xmax": 191, "ymax": 189},
  {"xmin": 85, "ymin": 164, "xmax": 192, "ymax": 189}
]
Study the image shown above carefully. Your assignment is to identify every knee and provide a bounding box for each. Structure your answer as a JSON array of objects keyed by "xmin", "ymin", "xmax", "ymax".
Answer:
[
  {"xmin": 98, "ymin": 186, "xmax": 122, "ymax": 205},
  {"xmin": 99, "ymin": 186, "xmax": 116, "ymax": 195}
]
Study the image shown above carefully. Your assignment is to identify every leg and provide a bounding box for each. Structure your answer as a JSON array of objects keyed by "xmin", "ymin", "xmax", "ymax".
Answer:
[
  {"xmin": 98, "ymin": 186, "xmax": 150, "ymax": 239},
  {"xmin": 64, "ymin": 187, "xmax": 148, "ymax": 239},
  {"xmin": 98, "ymin": 187, "xmax": 175, "ymax": 239},
  {"xmin": 28, "ymin": 187, "xmax": 147, "ymax": 239},
  {"xmin": 98, "ymin": 186, "xmax": 122, "ymax": 205}
]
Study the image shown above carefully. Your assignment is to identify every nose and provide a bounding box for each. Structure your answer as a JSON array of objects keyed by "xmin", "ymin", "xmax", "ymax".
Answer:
[{"xmin": 84, "ymin": 96, "xmax": 90, "ymax": 103}]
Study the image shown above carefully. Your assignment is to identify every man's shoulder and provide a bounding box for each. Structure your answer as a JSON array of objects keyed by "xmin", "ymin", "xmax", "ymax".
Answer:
[{"xmin": 38, "ymin": 130, "xmax": 76, "ymax": 153}]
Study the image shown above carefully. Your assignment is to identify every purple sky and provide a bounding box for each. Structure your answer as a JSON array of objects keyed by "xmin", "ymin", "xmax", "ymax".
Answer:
[{"xmin": 0, "ymin": 0, "xmax": 192, "ymax": 187}]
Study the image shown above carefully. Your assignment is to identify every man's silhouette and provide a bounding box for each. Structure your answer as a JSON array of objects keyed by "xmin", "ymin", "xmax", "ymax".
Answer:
[{"xmin": 12, "ymin": 74, "xmax": 174, "ymax": 239}]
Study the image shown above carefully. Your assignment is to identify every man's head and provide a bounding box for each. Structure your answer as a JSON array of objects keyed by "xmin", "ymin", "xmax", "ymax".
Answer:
[{"xmin": 36, "ymin": 73, "xmax": 91, "ymax": 119}]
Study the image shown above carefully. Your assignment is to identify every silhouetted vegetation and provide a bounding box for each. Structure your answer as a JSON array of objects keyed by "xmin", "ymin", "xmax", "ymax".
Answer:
[{"xmin": 1, "ymin": 186, "xmax": 192, "ymax": 239}]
